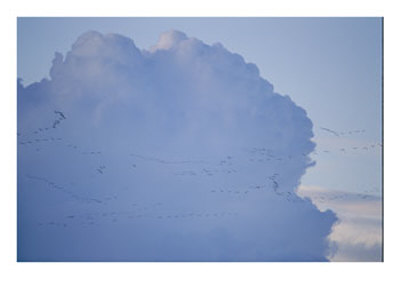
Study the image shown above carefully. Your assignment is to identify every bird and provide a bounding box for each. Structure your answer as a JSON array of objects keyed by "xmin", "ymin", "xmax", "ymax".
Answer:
[
  {"xmin": 54, "ymin": 110, "xmax": 66, "ymax": 119},
  {"xmin": 52, "ymin": 119, "xmax": 60, "ymax": 128},
  {"xmin": 320, "ymin": 127, "xmax": 339, "ymax": 136},
  {"xmin": 272, "ymin": 180, "xmax": 279, "ymax": 192}
]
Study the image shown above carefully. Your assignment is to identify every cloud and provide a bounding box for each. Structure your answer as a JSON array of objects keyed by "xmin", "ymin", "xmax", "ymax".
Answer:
[
  {"xmin": 17, "ymin": 30, "xmax": 337, "ymax": 261},
  {"xmin": 298, "ymin": 186, "xmax": 382, "ymax": 261}
]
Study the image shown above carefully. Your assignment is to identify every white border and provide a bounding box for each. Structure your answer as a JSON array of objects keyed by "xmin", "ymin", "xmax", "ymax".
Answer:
[{"xmin": 1, "ymin": 1, "xmax": 398, "ymax": 300}]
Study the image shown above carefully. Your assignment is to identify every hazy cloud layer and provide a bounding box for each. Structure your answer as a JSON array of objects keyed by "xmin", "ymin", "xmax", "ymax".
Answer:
[
  {"xmin": 298, "ymin": 186, "xmax": 382, "ymax": 261},
  {"xmin": 18, "ymin": 30, "xmax": 336, "ymax": 261}
]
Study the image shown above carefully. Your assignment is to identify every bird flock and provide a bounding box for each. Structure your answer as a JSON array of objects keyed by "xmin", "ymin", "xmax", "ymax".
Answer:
[
  {"xmin": 18, "ymin": 111, "xmax": 382, "ymax": 228},
  {"xmin": 317, "ymin": 126, "xmax": 381, "ymax": 154}
]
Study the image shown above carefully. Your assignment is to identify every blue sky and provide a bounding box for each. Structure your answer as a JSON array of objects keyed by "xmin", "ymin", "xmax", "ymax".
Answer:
[{"xmin": 17, "ymin": 17, "xmax": 382, "ymax": 261}]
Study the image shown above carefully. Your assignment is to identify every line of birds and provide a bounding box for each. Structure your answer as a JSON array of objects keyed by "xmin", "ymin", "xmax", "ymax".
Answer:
[
  {"xmin": 37, "ymin": 210, "xmax": 240, "ymax": 228},
  {"xmin": 302, "ymin": 191, "xmax": 379, "ymax": 202},
  {"xmin": 129, "ymin": 153, "xmax": 208, "ymax": 165},
  {"xmin": 25, "ymin": 174, "xmax": 107, "ymax": 205},
  {"xmin": 320, "ymin": 126, "xmax": 366, "ymax": 137},
  {"xmin": 19, "ymin": 109, "xmax": 382, "ymax": 229},
  {"xmin": 173, "ymin": 167, "xmax": 237, "ymax": 177},
  {"xmin": 19, "ymin": 112, "xmax": 381, "ymax": 179},
  {"xmin": 313, "ymin": 143, "xmax": 382, "ymax": 155}
]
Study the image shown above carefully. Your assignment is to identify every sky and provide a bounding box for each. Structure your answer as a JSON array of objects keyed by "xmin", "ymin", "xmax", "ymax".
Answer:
[
  {"xmin": 18, "ymin": 17, "xmax": 383, "ymax": 194},
  {"xmin": 17, "ymin": 17, "xmax": 382, "ymax": 261}
]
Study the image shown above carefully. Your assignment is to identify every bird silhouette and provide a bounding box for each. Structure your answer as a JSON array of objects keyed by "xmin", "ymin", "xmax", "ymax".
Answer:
[
  {"xmin": 320, "ymin": 127, "xmax": 339, "ymax": 136},
  {"xmin": 54, "ymin": 110, "xmax": 66, "ymax": 119},
  {"xmin": 52, "ymin": 120, "xmax": 60, "ymax": 129}
]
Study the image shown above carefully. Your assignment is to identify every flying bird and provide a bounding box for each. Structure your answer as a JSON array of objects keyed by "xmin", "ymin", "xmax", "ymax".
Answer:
[
  {"xmin": 52, "ymin": 119, "xmax": 60, "ymax": 128},
  {"xmin": 54, "ymin": 110, "xmax": 66, "ymax": 119},
  {"xmin": 272, "ymin": 180, "xmax": 279, "ymax": 192},
  {"xmin": 320, "ymin": 127, "xmax": 339, "ymax": 136}
]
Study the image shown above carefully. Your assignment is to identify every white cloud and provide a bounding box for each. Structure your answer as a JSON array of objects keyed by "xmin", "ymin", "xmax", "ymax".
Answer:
[
  {"xmin": 150, "ymin": 30, "xmax": 188, "ymax": 52},
  {"xmin": 17, "ymin": 30, "xmax": 337, "ymax": 261},
  {"xmin": 298, "ymin": 186, "xmax": 382, "ymax": 261}
]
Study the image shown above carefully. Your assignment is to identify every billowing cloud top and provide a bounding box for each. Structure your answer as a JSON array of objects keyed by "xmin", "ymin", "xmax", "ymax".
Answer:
[{"xmin": 18, "ymin": 30, "xmax": 336, "ymax": 261}]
